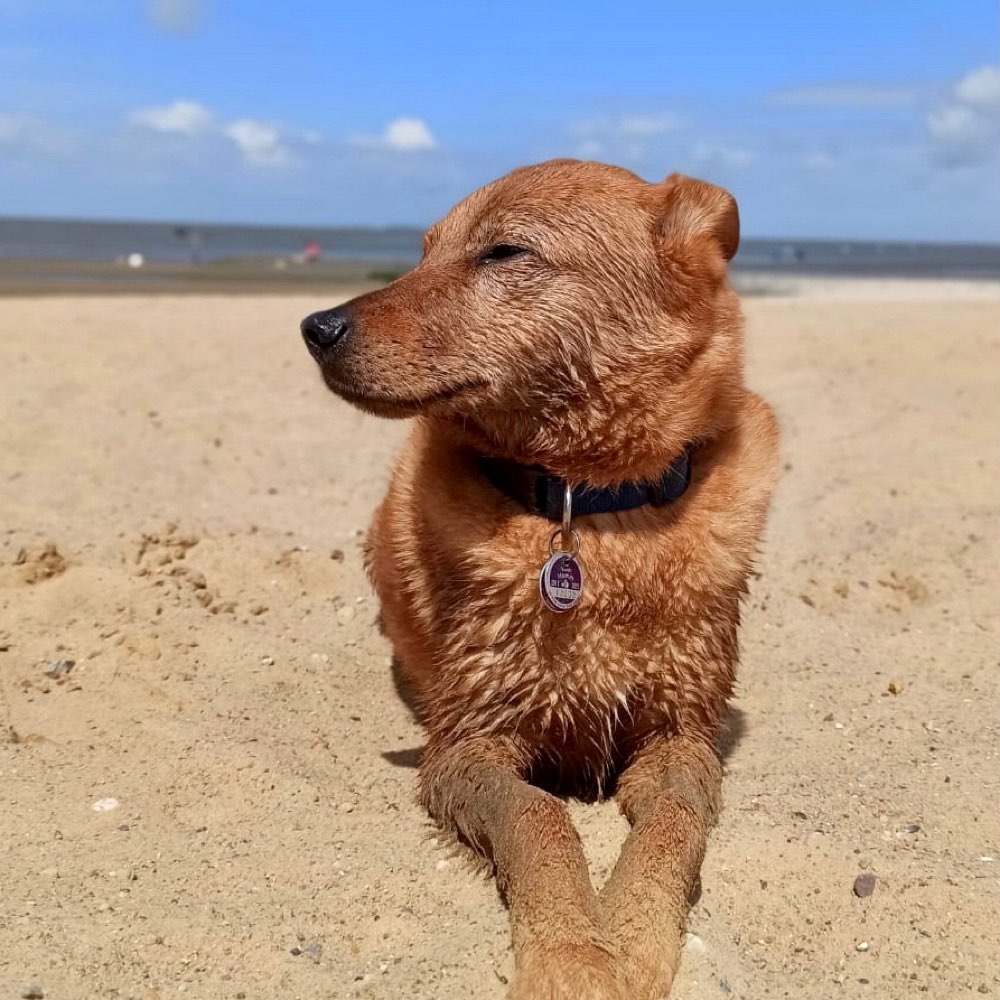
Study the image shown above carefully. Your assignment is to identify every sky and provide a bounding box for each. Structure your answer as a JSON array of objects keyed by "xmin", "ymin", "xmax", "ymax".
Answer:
[{"xmin": 0, "ymin": 0, "xmax": 997, "ymax": 240}]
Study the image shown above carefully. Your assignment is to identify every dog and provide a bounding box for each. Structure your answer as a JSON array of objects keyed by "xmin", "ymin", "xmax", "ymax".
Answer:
[{"xmin": 301, "ymin": 159, "xmax": 778, "ymax": 999}]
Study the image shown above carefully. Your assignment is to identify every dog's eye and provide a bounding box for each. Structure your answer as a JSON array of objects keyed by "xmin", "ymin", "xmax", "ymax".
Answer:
[{"xmin": 478, "ymin": 244, "xmax": 530, "ymax": 264}]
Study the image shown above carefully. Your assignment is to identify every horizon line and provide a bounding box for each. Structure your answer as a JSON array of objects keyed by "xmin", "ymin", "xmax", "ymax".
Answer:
[{"xmin": 1, "ymin": 212, "xmax": 998, "ymax": 248}]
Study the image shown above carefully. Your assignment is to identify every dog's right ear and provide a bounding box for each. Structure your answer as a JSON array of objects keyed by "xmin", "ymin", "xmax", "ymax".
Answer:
[{"xmin": 656, "ymin": 173, "xmax": 740, "ymax": 262}]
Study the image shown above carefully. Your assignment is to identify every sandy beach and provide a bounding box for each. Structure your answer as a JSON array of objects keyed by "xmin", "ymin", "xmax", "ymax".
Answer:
[{"xmin": 1, "ymin": 283, "xmax": 997, "ymax": 999}]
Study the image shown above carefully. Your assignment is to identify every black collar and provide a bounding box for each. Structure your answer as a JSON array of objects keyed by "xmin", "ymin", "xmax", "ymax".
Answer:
[{"xmin": 478, "ymin": 448, "xmax": 692, "ymax": 521}]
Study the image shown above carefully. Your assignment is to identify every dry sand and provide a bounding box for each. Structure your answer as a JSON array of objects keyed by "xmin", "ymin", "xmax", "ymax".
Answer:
[{"xmin": 1, "ymin": 286, "xmax": 997, "ymax": 1000}]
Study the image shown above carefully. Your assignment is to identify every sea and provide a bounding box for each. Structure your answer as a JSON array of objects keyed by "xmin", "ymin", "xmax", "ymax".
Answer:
[{"xmin": 1, "ymin": 216, "xmax": 998, "ymax": 279}]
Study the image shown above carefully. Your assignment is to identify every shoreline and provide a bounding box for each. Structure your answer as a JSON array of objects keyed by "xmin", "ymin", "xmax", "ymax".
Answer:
[
  {"xmin": 0, "ymin": 257, "xmax": 399, "ymax": 298},
  {"xmin": 1, "ymin": 257, "xmax": 998, "ymax": 298}
]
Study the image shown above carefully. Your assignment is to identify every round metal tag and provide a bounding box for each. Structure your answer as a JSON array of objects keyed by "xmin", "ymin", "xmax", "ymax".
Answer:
[{"xmin": 539, "ymin": 552, "xmax": 584, "ymax": 613}]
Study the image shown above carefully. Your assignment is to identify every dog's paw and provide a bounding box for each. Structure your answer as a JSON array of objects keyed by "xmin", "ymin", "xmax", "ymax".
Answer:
[
  {"xmin": 612, "ymin": 951, "xmax": 679, "ymax": 1000},
  {"xmin": 510, "ymin": 941, "xmax": 626, "ymax": 1000}
]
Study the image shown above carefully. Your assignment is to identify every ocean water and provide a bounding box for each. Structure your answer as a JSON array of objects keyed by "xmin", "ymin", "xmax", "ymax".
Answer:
[{"xmin": 1, "ymin": 216, "xmax": 998, "ymax": 279}]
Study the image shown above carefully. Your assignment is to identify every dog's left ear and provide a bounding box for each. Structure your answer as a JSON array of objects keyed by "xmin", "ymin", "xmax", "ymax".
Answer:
[{"xmin": 656, "ymin": 173, "xmax": 740, "ymax": 261}]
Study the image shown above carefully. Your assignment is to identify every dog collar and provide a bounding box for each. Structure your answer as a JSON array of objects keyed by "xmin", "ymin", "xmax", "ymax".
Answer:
[{"xmin": 478, "ymin": 448, "xmax": 692, "ymax": 522}]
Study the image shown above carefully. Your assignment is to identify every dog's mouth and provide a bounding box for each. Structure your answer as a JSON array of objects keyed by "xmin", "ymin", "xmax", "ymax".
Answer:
[{"xmin": 321, "ymin": 372, "xmax": 490, "ymax": 418}]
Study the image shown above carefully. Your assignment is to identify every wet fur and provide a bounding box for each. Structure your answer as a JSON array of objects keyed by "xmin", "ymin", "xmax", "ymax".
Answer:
[{"xmin": 307, "ymin": 159, "xmax": 778, "ymax": 998}]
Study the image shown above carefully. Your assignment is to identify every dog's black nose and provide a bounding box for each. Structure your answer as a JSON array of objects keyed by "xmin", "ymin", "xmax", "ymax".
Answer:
[{"xmin": 301, "ymin": 307, "xmax": 352, "ymax": 355}]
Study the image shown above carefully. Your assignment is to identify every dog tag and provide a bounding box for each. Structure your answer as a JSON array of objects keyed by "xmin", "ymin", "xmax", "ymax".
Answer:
[{"xmin": 539, "ymin": 551, "xmax": 584, "ymax": 613}]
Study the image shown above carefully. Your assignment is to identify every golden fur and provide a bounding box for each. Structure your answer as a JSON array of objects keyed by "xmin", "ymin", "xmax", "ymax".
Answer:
[{"xmin": 303, "ymin": 159, "xmax": 778, "ymax": 999}]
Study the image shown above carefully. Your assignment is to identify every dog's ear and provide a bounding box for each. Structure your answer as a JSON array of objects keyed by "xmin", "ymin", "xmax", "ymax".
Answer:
[{"xmin": 656, "ymin": 173, "xmax": 739, "ymax": 261}]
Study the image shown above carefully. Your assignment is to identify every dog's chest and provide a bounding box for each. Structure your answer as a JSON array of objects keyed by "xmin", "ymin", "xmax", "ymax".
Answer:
[{"xmin": 422, "ymin": 529, "xmax": 736, "ymax": 752}]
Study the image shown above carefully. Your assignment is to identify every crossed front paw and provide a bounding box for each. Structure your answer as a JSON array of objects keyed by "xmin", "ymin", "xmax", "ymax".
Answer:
[{"xmin": 510, "ymin": 940, "xmax": 627, "ymax": 1000}]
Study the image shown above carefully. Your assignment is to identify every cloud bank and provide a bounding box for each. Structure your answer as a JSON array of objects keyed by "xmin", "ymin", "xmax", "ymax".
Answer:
[
  {"xmin": 1, "ymin": 65, "xmax": 995, "ymax": 238},
  {"xmin": 129, "ymin": 99, "xmax": 293, "ymax": 167},
  {"xmin": 768, "ymin": 81, "xmax": 926, "ymax": 109},
  {"xmin": 145, "ymin": 0, "xmax": 205, "ymax": 36},
  {"xmin": 129, "ymin": 99, "xmax": 213, "ymax": 137},
  {"xmin": 927, "ymin": 66, "xmax": 1000, "ymax": 167}
]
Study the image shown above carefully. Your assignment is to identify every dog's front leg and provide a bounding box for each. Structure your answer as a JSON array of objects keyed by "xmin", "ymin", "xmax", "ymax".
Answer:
[
  {"xmin": 600, "ymin": 733, "xmax": 722, "ymax": 999},
  {"xmin": 420, "ymin": 735, "xmax": 625, "ymax": 1000}
]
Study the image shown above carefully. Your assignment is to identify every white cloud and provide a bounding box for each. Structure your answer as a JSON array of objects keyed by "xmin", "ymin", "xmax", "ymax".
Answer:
[
  {"xmin": 803, "ymin": 150, "xmax": 835, "ymax": 171},
  {"xmin": 146, "ymin": 0, "xmax": 204, "ymax": 35},
  {"xmin": 768, "ymin": 81, "xmax": 925, "ymax": 109},
  {"xmin": 568, "ymin": 112, "xmax": 680, "ymax": 162},
  {"xmin": 927, "ymin": 66, "xmax": 1000, "ymax": 167},
  {"xmin": 0, "ymin": 112, "xmax": 75, "ymax": 157},
  {"xmin": 691, "ymin": 142, "xmax": 756, "ymax": 170},
  {"xmin": 768, "ymin": 67, "xmax": 998, "ymax": 169},
  {"xmin": 572, "ymin": 112, "xmax": 680, "ymax": 139},
  {"xmin": 224, "ymin": 119, "xmax": 292, "ymax": 167},
  {"xmin": 127, "ymin": 100, "xmax": 294, "ymax": 167},
  {"xmin": 927, "ymin": 104, "xmax": 995, "ymax": 165},
  {"xmin": 614, "ymin": 114, "xmax": 680, "ymax": 138},
  {"xmin": 351, "ymin": 117, "xmax": 438, "ymax": 151},
  {"xmin": 575, "ymin": 139, "xmax": 605, "ymax": 160},
  {"xmin": 385, "ymin": 117, "xmax": 436, "ymax": 150},
  {"xmin": 130, "ymin": 99, "xmax": 213, "ymax": 136},
  {"xmin": 953, "ymin": 65, "xmax": 1000, "ymax": 111}
]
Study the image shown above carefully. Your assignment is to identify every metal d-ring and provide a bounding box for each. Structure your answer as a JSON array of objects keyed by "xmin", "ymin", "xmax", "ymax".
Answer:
[
  {"xmin": 546, "ymin": 481, "xmax": 579, "ymax": 556},
  {"xmin": 548, "ymin": 526, "xmax": 581, "ymax": 558},
  {"xmin": 561, "ymin": 482, "xmax": 573, "ymax": 545}
]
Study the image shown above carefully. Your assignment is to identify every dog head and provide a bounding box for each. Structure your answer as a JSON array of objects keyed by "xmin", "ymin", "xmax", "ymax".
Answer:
[{"xmin": 302, "ymin": 159, "xmax": 744, "ymax": 484}]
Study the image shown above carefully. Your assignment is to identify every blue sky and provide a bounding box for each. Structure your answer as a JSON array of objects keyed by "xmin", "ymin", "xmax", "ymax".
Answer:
[{"xmin": 0, "ymin": 0, "xmax": 997, "ymax": 240}]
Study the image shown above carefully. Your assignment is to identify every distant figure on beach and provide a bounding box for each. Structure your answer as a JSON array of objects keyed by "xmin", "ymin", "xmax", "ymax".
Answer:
[
  {"xmin": 303, "ymin": 240, "xmax": 321, "ymax": 263},
  {"xmin": 173, "ymin": 226, "xmax": 203, "ymax": 264}
]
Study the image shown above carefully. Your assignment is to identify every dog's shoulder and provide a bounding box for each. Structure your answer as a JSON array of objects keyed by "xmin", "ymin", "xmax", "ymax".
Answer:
[
  {"xmin": 731, "ymin": 388, "xmax": 780, "ymax": 501},
  {"xmin": 645, "ymin": 389, "xmax": 778, "ymax": 602}
]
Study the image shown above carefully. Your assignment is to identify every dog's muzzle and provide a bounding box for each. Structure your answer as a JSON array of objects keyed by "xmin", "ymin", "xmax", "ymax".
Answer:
[{"xmin": 301, "ymin": 305, "xmax": 353, "ymax": 361}]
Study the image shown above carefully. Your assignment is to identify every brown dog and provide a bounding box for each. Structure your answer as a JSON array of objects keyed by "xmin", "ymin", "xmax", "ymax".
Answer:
[{"xmin": 301, "ymin": 159, "xmax": 778, "ymax": 999}]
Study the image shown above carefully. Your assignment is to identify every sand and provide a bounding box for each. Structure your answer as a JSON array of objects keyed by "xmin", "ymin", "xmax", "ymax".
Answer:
[{"xmin": 1, "ymin": 286, "xmax": 997, "ymax": 1000}]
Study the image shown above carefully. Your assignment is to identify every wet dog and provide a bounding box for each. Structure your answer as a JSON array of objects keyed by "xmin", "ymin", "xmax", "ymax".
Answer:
[{"xmin": 302, "ymin": 159, "xmax": 778, "ymax": 999}]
